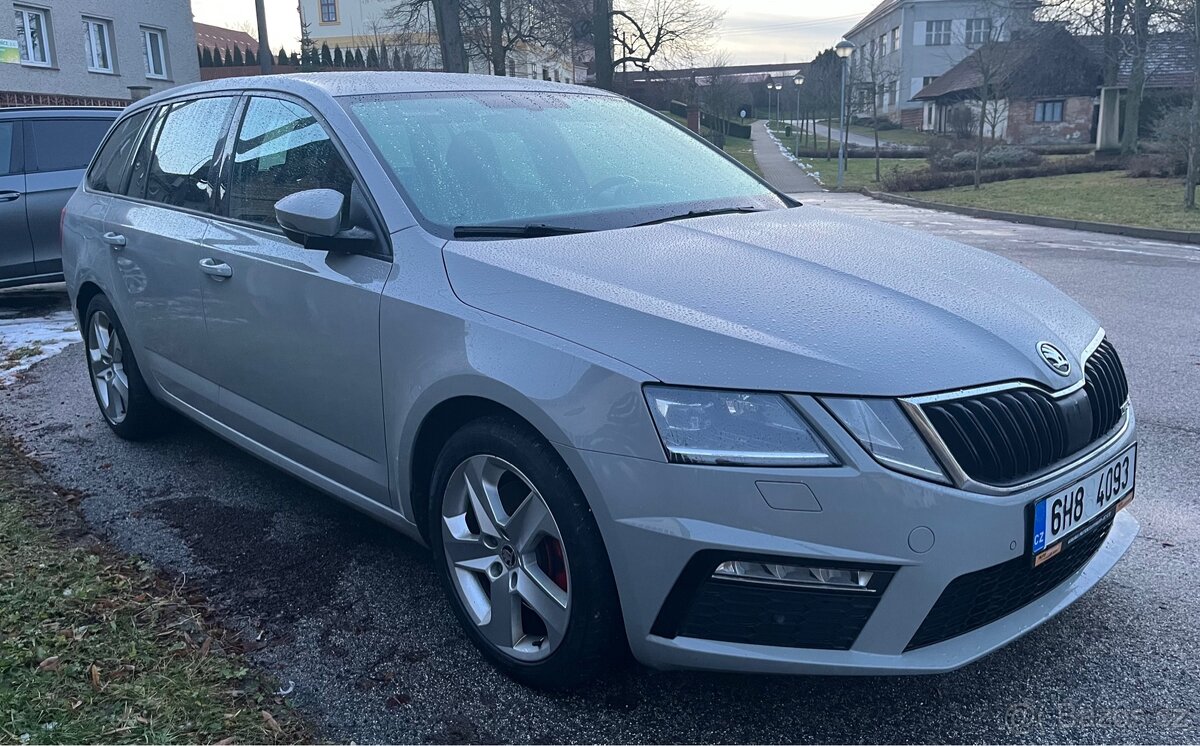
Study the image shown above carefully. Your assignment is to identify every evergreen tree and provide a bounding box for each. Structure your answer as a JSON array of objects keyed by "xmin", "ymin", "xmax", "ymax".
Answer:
[
  {"xmin": 366, "ymin": 46, "xmax": 379, "ymax": 68},
  {"xmin": 379, "ymin": 42, "xmax": 390, "ymax": 69},
  {"xmin": 393, "ymin": 50, "xmax": 404, "ymax": 70},
  {"xmin": 333, "ymin": 46, "xmax": 344, "ymax": 68},
  {"xmin": 353, "ymin": 48, "xmax": 365, "ymax": 68},
  {"xmin": 197, "ymin": 45, "xmax": 204, "ymax": 67},
  {"xmin": 277, "ymin": 47, "xmax": 289, "ymax": 66},
  {"xmin": 246, "ymin": 47, "xmax": 257, "ymax": 66},
  {"xmin": 202, "ymin": 46, "xmax": 215, "ymax": 67},
  {"xmin": 321, "ymin": 42, "xmax": 333, "ymax": 68},
  {"xmin": 290, "ymin": 52, "xmax": 300, "ymax": 66},
  {"xmin": 224, "ymin": 46, "xmax": 234, "ymax": 66},
  {"xmin": 232, "ymin": 45, "xmax": 245, "ymax": 66}
]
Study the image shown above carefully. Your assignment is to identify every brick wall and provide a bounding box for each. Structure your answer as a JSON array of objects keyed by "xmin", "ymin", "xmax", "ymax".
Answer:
[
  {"xmin": 0, "ymin": 91, "xmax": 128, "ymax": 108},
  {"xmin": 1006, "ymin": 96, "xmax": 1095, "ymax": 146}
]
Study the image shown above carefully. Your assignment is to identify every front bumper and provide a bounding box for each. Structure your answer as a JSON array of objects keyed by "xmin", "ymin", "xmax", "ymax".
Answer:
[{"xmin": 555, "ymin": 402, "xmax": 1139, "ymax": 675}]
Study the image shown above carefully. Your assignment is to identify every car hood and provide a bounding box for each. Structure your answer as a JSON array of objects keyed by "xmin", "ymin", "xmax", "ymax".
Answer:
[{"xmin": 441, "ymin": 206, "xmax": 1100, "ymax": 396}]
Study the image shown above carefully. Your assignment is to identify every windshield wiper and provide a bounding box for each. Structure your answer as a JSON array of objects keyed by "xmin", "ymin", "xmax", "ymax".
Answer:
[
  {"xmin": 635, "ymin": 206, "xmax": 769, "ymax": 227},
  {"xmin": 453, "ymin": 223, "xmax": 594, "ymax": 239}
]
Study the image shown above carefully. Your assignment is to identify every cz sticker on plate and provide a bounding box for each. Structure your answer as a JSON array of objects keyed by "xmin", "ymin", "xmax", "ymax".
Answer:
[{"xmin": 1031, "ymin": 444, "xmax": 1136, "ymax": 567}]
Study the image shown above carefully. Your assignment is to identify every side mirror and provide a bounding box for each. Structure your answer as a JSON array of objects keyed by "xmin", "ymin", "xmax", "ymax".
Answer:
[{"xmin": 275, "ymin": 189, "xmax": 377, "ymax": 254}]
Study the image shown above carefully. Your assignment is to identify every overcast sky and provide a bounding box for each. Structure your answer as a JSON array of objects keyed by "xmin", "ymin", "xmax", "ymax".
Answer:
[{"xmin": 191, "ymin": 0, "xmax": 880, "ymax": 65}]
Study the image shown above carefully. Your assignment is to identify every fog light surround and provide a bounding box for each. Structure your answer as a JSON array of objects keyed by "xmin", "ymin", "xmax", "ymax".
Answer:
[{"xmin": 714, "ymin": 560, "xmax": 876, "ymax": 592}]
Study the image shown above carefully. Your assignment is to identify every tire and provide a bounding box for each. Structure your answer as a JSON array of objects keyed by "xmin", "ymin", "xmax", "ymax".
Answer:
[
  {"xmin": 428, "ymin": 415, "xmax": 625, "ymax": 689},
  {"xmin": 83, "ymin": 294, "xmax": 173, "ymax": 440}
]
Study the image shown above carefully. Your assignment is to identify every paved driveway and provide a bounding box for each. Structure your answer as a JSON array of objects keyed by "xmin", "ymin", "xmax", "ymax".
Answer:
[{"xmin": 2, "ymin": 198, "xmax": 1198, "ymax": 743}]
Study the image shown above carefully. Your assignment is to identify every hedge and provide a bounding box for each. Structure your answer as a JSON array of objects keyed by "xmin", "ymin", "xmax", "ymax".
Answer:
[{"xmin": 881, "ymin": 158, "xmax": 1122, "ymax": 192}]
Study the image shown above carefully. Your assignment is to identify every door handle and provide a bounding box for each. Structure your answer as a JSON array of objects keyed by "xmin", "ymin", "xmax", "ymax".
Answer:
[
  {"xmin": 0, "ymin": 190, "xmax": 21, "ymax": 202},
  {"xmin": 198, "ymin": 258, "xmax": 233, "ymax": 279},
  {"xmin": 102, "ymin": 232, "xmax": 126, "ymax": 248}
]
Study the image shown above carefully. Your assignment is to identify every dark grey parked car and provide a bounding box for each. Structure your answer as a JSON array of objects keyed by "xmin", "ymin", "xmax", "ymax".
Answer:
[{"xmin": 0, "ymin": 107, "xmax": 118, "ymax": 288}]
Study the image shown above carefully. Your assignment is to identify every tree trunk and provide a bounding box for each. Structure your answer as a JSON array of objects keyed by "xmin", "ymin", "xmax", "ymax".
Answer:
[
  {"xmin": 434, "ymin": 0, "xmax": 469, "ymax": 73},
  {"xmin": 1103, "ymin": 0, "xmax": 1129, "ymax": 87},
  {"xmin": 488, "ymin": 0, "xmax": 505, "ymax": 75},
  {"xmin": 592, "ymin": 0, "xmax": 614, "ymax": 90},
  {"xmin": 975, "ymin": 98, "xmax": 986, "ymax": 190},
  {"xmin": 826, "ymin": 113, "xmax": 833, "ymax": 160},
  {"xmin": 1121, "ymin": 0, "xmax": 1150, "ymax": 155},
  {"xmin": 1187, "ymin": 0, "xmax": 1199, "ymax": 209},
  {"xmin": 871, "ymin": 84, "xmax": 881, "ymax": 183}
]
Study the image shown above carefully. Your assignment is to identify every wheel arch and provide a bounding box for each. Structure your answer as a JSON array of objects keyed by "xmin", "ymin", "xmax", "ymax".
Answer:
[
  {"xmin": 75, "ymin": 281, "xmax": 105, "ymax": 331},
  {"xmin": 404, "ymin": 388, "xmax": 571, "ymax": 545}
]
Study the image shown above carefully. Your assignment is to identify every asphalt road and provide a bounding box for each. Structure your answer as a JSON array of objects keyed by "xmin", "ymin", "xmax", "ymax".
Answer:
[{"xmin": 2, "ymin": 199, "xmax": 1198, "ymax": 743}]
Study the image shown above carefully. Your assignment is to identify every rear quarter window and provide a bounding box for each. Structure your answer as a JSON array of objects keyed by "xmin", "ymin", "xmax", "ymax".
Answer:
[{"xmin": 28, "ymin": 118, "xmax": 115, "ymax": 172}]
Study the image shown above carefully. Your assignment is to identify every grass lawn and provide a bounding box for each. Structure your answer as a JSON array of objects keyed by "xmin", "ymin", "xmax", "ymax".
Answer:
[
  {"xmin": 906, "ymin": 171, "xmax": 1200, "ymax": 232},
  {"xmin": 657, "ymin": 110, "xmax": 761, "ymax": 176},
  {"xmin": 798, "ymin": 156, "xmax": 928, "ymax": 191},
  {"xmin": 0, "ymin": 445, "xmax": 306, "ymax": 744}
]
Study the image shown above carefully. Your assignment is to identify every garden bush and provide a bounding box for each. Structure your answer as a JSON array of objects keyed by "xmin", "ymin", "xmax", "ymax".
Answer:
[
  {"xmin": 944, "ymin": 147, "xmax": 1042, "ymax": 171},
  {"xmin": 880, "ymin": 157, "xmax": 1120, "ymax": 192},
  {"xmin": 1126, "ymin": 153, "xmax": 1188, "ymax": 178}
]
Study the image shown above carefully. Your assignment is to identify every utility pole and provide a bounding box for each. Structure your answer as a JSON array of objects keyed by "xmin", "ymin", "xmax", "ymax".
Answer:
[{"xmin": 256, "ymin": 0, "xmax": 272, "ymax": 73}]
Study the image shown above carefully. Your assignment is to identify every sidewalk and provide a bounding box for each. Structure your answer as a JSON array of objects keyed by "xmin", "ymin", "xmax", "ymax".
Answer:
[{"xmin": 749, "ymin": 121, "xmax": 822, "ymax": 193}]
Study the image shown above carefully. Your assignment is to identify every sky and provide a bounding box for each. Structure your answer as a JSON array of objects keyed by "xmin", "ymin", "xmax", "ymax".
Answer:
[{"xmin": 191, "ymin": 0, "xmax": 882, "ymax": 66}]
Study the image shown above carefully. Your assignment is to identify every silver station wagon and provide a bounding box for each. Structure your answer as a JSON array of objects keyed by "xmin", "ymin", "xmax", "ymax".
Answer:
[{"xmin": 63, "ymin": 73, "xmax": 1138, "ymax": 688}]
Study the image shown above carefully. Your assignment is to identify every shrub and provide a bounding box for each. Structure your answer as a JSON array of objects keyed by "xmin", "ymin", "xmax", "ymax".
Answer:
[
  {"xmin": 984, "ymin": 146, "xmax": 1043, "ymax": 169},
  {"xmin": 1127, "ymin": 153, "xmax": 1187, "ymax": 178},
  {"xmin": 880, "ymin": 157, "xmax": 1120, "ymax": 192}
]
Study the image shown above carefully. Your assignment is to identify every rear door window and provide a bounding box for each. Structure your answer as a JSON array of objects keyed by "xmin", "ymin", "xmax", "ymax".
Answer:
[
  {"xmin": 131, "ymin": 96, "xmax": 236, "ymax": 213},
  {"xmin": 227, "ymin": 97, "xmax": 354, "ymax": 228},
  {"xmin": 86, "ymin": 110, "xmax": 150, "ymax": 194},
  {"xmin": 26, "ymin": 118, "xmax": 114, "ymax": 172}
]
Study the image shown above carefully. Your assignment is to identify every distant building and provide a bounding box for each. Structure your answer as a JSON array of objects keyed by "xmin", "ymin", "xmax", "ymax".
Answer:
[
  {"xmin": 912, "ymin": 29, "xmax": 1196, "ymax": 148},
  {"xmin": 0, "ymin": 0, "xmax": 198, "ymax": 107},
  {"xmin": 912, "ymin": 29, "xmax": 1103, "ymax": 144},
  {"xmin": 194, "ymin": 21, "xmax": 258, "ymax": 59},
  {"xmin": 295, "ymin": 0, "xmax": 576, "ymax": 82},
  {"xmin": 843, "ymin": 0, "xmax": 1038, "ymax": 127}
]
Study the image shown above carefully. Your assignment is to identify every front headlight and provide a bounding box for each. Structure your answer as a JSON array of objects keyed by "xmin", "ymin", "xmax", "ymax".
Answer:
[
  {"xmin": 644, "ymin": 386, "xmax": 837, "ymax": 467},
  {"xmin": 820, "ymin": 397, "xmax": 949, "ymax": 483}
]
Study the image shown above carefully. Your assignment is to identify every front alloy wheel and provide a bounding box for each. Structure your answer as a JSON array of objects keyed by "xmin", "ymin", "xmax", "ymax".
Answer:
[{"xmin": 441, "ymin": 455, "xmax": 571, "ymax": 662}]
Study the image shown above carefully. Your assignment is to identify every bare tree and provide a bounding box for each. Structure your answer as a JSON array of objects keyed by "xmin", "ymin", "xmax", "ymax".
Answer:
[
  {"xmin": 701, "ymin": 50, "xmax": 740, "ymax": 144},
  {"xmin": 1190, "ymin": 0, "xmax": 1199, "ymax": 208},
  {"xmin": 387, "ymin": 0, "xmax": 471, "ymax": 71},
  {"xmin": 611, "ymin": 0, "xmax": 723, "ymax": 74},
  {"xmin": 850, "ymin": 38, "xmax": 902, "ymax": 181}
]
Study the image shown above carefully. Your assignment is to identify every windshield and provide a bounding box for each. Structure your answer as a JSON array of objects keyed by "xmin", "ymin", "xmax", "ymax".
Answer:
[{"xmin": 345, "ymin": 91, "xmax": 785, "ymax": 235}]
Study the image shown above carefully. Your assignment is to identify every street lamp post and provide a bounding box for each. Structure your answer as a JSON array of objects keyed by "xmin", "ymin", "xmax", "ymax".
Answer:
[
  {"xmin": 834, "ymin": 40, "xmax": 856, "ymax": 189},
  {"xmin": 793, "ymin": 73, "xmax": 805, "ymax": 154}
]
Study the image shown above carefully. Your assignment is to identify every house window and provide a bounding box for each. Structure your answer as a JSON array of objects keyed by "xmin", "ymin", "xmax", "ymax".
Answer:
[
  {"xmin": 966, "ymin": 18, "xmax": 992, "ymax": 45},
  {"xmin": 923, "ymin": 75, "xmax": 939, "ymax": 87},
  {"xmin": 83, "ymin": 18, "xmax": 113, "ymax": 73},
  {"xmin": 879, "ymin": 33, "xmax": 888, "ymax": 55},
  {"xmin": 14, "ymin": 6, "xmax": 51, "ymax": 66},
  {"xmin": 925, "ymin": 20, "xmax": 952, "ymax": 46},
  {"xmin": 1035, "ymin": 100, "xmax": 1065, "ymax": 123},
  {"xmin": 142, "ymin": 27, "xmax": 168, "ymax": 79},
  {"xmin": 320, "ymin": 0, "xmax": 338, "ymax": 23},
  {"xmin": 892, "ymin": 27, "xmax": 901, "ymax": 53}
]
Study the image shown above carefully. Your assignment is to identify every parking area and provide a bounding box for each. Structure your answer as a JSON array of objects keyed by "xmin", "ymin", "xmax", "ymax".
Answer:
[{"xmin": 1, "ymin": 197, "xmax": 1198, "ymax": 743}]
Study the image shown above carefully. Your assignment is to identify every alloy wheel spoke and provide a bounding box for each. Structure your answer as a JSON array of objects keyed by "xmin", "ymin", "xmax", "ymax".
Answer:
[
  {"xmin": 483, "ymin": 575, "xmax": 519, "ymax": 648},
  {"xmin": 506, "ymin": 491, "xmax": 555, "ymax": 553},
  {"xmin": 442, "ymin": 525, "xmax": 498, "ymax": 573},
  {"xmin": 462, "ymin": 457, "xmax": 504, "ymax": 541},
  {"xmin": 110, "ymin": 367, "xmax": 129, "ymax": 408},
  {"xmin": 515, "ymin": 567, "xmax": 569, "ymax": 646}
]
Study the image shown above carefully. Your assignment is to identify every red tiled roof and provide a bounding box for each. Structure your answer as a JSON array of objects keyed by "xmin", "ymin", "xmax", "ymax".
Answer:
[{"xmin": 194, "ymin": 22, "xmax": 258, "ymax": 51}]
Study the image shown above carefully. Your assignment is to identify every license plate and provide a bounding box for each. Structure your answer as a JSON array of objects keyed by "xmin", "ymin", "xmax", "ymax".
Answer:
[{"xmin": 1031, "ymin": 444, "xmax": 1136, "ymax": 567}]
